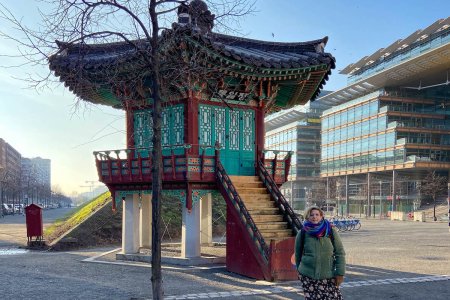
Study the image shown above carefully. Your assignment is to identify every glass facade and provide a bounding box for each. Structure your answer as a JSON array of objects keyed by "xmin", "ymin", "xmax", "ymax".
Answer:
[
  {"xmin": 347, "ymin": 27, "xmax": 450, "ymax": 84},
  {"xmin": 265, "ymin": 101, "xmax": 330, "ymax": 211},
  {"xmin": 321, "ymin": 86, "xmax": 450, "ymax": 175},
  {"xmin": 318, "ymin": 21, "xmax": 450, "ymax": 216},
  {"xmin": 265, "ymin": 121, "xmax": 321, "ymax": 178}
]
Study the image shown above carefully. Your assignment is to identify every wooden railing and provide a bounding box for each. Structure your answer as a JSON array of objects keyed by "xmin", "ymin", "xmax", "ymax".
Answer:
[
  {"xmin": 215, "ymin": 160, "xmax": 269, "ymax": 262},
  {"xmin": 93, "ymin": 144, "xmax": 217, "ymax": 184},
  {"xmin": 262, "ymin": 150, "xmax": 292, "ymax": 184},
  {"xmin": 257, "ymin": 159, "xmax": 303, "ymax": 235}
]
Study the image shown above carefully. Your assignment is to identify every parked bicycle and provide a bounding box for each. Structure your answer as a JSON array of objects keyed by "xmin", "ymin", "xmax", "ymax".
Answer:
[{"xmin": 329, "ymin": 216, "xmax": 361, "ymax": 231}]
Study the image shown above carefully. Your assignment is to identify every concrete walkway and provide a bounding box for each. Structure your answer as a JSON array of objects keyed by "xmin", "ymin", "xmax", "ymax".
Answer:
[{"xmin": 1, "ymin": 213, "xmax": 449, "ymax": 299}]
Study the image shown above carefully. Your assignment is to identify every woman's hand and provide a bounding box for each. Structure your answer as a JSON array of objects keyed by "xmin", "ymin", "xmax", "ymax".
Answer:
[{"xmin": 335, "ymin": 275, "xmax": 344, "ymax": 287}]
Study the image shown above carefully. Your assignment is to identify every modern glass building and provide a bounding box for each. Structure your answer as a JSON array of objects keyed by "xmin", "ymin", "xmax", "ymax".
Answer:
[
  {"xmin": 265, "ymin": 96, "xmax": 336, "ymax": 211},
  {"xmin": 319, "ymin": 18, "xmax": 450, "ymax": 216}
]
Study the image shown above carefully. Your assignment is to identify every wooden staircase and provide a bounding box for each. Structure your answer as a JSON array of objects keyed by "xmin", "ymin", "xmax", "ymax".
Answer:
[
  {"xmin": 229, "ymin": 175, "xmax": 294, "ymax": 241},
  {"xmin": 216, "ymin": 160, "xmax": 300, "ymax": 281}
]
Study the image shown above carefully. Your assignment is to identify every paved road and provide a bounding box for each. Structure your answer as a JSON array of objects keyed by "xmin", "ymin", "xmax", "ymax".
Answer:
[
  {"xmin": 0, "ymin": 207, "xmax": 74, "ymax": 247},
  {"xmin": 1, "ymin": 212, "xmax": 449, "ymax": 299}
]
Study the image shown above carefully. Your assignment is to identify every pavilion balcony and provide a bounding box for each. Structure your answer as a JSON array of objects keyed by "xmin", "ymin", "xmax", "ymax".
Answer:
[
  {"xmin": 93, "ymin": 145, "xmax": 292, "ymax": 187},
  {"xmin": 93, "ymin": 145, "xmax": 218, "ymax": 186}
]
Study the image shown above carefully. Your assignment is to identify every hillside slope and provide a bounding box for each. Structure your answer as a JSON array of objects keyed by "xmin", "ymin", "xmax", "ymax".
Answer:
[{"xmin": 48, "ymin": 192, "xmax": 122, "ymax": 250}]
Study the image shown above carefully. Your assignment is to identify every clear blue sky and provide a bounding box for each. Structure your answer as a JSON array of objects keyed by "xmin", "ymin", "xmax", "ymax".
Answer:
[{"xmin": 0, "ymin": 1, "xmax": 449, "ymax": 195}]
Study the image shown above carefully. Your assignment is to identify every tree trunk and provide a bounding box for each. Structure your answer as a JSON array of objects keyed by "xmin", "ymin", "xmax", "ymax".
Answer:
[
  {"xmin": 149, "ymin": 1, "xmax": 163, "ymax": 298},
  {"xmin": 433, "ymin": 196, "xmax": 437, "ymax": 221}
]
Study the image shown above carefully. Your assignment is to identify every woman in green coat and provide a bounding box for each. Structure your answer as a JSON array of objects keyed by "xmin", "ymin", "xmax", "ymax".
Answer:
[{"xmin": 295, "ymin": 206, "xmax": 346, "ymax": 300}]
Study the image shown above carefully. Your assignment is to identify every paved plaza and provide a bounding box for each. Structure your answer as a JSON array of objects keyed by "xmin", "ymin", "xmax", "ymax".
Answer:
[{"xmin": 0, "ymin": 210, "xmax": 449, "ymax": 299}]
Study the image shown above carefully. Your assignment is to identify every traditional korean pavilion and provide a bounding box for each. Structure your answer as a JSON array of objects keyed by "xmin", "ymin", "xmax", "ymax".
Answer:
[{"xmin": 49, "ymin": 0, "xmax": 335, "ymax": 281}]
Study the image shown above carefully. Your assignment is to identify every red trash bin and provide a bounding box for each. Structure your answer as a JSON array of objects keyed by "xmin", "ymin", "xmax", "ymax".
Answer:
[{"xmin": 25, "ymin": 204, "xmax": 43, "ymax": 245}]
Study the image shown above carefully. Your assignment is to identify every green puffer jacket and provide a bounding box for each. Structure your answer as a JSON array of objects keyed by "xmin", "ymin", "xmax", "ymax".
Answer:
[{"xmin": 294, "ymin": 227, "xmax": 345, "ymax": 280}]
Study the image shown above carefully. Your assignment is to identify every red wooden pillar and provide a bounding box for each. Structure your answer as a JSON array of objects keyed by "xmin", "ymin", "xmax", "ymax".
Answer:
[
  {"xmin": 126, "ymin": 107, "xmax": 135, "ymax": 152},
  {"xmin": 255, "ymin": 100, "xmax": 266, "ymax": 163},
  {"xmin": 186, "ymin": 96, "xmax": 199, "ymax": 155}
]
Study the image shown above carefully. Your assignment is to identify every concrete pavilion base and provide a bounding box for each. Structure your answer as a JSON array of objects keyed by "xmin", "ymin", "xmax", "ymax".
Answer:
[{"xmin": 116, "ymin": 243, "xmax": 226, "ymax": 266}]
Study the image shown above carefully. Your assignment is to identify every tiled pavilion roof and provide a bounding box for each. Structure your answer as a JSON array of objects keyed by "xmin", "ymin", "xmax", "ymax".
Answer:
[{"xmin": 49, "ymin": 27, "xmax": 335, "ymax": 111}]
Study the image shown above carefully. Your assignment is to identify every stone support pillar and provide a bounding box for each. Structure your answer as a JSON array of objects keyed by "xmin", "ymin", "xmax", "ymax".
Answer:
[
  {"xmin": 122, "ymin": 194, "xmax": 140, "ymax": 254},
  {"xmin": 140, "ymin": 193, "xmax": 152, "ymax": 249},
  {"xmin": 181, "ymin": 200, "xmax": 201, "ymax": 258},
  {"xmin": 200, "ymin": 193, "xmax": 213, "ymax": 245}
]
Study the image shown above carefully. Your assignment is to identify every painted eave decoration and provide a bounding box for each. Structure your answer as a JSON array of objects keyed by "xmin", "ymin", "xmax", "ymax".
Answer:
[{"xmin": 49, "ymin": 27, "xmax": 335, "ymax": 112}]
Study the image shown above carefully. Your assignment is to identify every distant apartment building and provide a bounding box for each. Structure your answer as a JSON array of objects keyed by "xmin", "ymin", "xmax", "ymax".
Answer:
[
  {"xmin": 0, "ymin": 138, "xmax": 22, "ymax": 178},
  {"xmin": 1, "ymin": 138, "xmax": 52, "ymax": 206},
  {"xmin": 319, "ymin": 18, "xmax": 450, "ymax": 216},
  {"xmin": 0, "ymin": 138, "xmax": 22, "ymax": 204},
  {"xmin": 21, "ymin": 157, "xmax": 51, "ymax": 204},
  {"xmin": 265, "ymin": 96, "xmax": 336, "ymax": 210}
]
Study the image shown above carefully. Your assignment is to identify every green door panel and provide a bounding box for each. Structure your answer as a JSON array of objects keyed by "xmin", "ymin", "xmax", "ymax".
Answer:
[
  {"xmin": 199, "ymin": 104, "xmax": 255, "ymax": 175},
  {"xmin": 223, "ymin": 109, "xmax": 241, "ymax": 174},
  {"xmin": 134, "ymin": 104, "xmax": 185, "ymax": 157},
  {"xmin": 134, "ymin": 109, "xmax": 153, "ymax": 158},
  {"xmin": 240, "ymin": 110, "xmax": 255, "ymax": 175}
]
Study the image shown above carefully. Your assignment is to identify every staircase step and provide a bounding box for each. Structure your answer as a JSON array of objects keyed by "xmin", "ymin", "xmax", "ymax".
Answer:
[
  {"xmin": 252, "ymin": 214, "xmax": 284, "ymax": 222},
  {"xmin": 226, "ymin": 174, "xmax": 296, "ymax": 242},
  {"xmin": 256, "ymin": 222, "xmax": 289, "ymax": 230},
  {"xmin": 247, "ymin": 207, "xmax": 280, "ymax": 215},
  {"xmin": 259, "ymin": 229, "xmax": 293, "ymax": 238},
  {"xmin": 240, "ymin": 194, "xmax": 271, "ymax": 201},
  {"xmin": 233, "ymin": 182, "xmax": 264, "ymax": 188},
  {"xmin": 244, "ymin": 201, "xmax": 276, "ymax": 209},
  {"xmin": 229, "ymin": 176, "xmax": 260, "ymax": 183},
  {"xmin": 236, "ymin": 187, "xmax": 267, "ymax": 194}
]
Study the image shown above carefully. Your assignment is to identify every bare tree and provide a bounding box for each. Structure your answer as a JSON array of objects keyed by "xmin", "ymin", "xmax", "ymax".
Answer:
[
  {"xmin": 0, "ymin": 168, "xmax": 7, "ymax": 216},
  {"xmin": 419, "ymin": 171, "xmax": 447, "ymax": 221},
  {"xmin": 0, "ymin": 1, "xmax": 254, "ymax": 298},
  {"xmin": 311, "ymin": 180, "xmax": 327, "ymax": 208}
]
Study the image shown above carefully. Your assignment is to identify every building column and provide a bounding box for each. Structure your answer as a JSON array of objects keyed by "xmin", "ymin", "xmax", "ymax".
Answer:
[
  {"xmin": 392, "ymin": 170, "xmax": 397, "ymax": 211},
  {"xmin": 367, "ymin": 173, "xmax": 371, "ymax": 217},
  {"xmin": 122, "ymin": 194, "xmax": 140, "ymax": 254},
  {"xmin": 345, "ymin": 175, "xmax": 349, "ymax": 216},
  {"xmin": 326, "ymin": 177, "xmax": 330, "ymax": 213},
  {"xmin": 140, "ymin": 193, "xmax": 152, "ymax": 249},
  {"xmin": 181, "ymin": 201, "xmax": 201, "ymax": 258},
  {"xmin": 200, "ymin": 193, "xmax": 213, "ymax": 245}
]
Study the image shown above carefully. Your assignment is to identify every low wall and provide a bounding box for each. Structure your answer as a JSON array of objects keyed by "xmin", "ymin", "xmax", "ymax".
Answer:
[
  {"xmin": 413, "ymin": 211, "xmax": 426, "ymax": 222},
  {"xmin": 390, "ymin": 211, "xmax": 406, "ymax": 221}
]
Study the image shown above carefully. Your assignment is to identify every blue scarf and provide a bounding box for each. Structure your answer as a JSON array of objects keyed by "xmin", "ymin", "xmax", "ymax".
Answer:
[{"xmin": 303, "ymin": 219, "xmax": 332, "ymax": 238}]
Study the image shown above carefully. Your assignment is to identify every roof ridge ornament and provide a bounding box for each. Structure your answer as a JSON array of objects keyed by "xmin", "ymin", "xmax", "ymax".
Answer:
[{"xmin": 176, "ymin": 0, "xmax": 215, "ymax": 34}]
